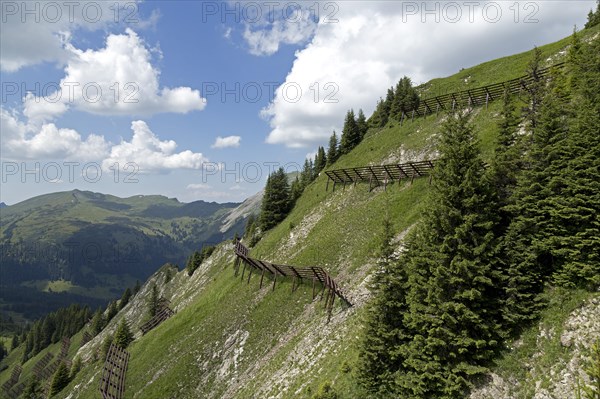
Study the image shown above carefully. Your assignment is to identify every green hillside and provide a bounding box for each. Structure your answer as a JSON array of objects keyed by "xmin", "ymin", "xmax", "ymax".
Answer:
[
  {"xmin": 0, "ymin": 190, "xmax": 253, "ymax": 321},
  {"xmin": 1, "ymin": 25, "xmax": 598, "ymax": 399}
]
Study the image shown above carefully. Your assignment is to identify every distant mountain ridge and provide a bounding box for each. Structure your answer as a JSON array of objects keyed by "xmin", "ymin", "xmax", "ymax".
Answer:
[{"xmin": 0, "ymin": 189, "xmax": 260, "ymax": 320}]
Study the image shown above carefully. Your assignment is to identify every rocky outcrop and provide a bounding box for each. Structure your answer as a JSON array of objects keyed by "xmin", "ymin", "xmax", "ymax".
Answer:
[{"xmin": 470, "ymin": 295, "xmax": 600, "ymax": 399}]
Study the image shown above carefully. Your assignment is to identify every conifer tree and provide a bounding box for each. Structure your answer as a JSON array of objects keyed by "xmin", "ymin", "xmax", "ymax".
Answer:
[
  {"xmin": 326, "ymin": 131, "xmax": 339, "ymax": 165},
  {"xmin": 134, "ymin": 280, "xmax": 141, "ymax": 294},
  {"xmin": 70, "ymin": 356, "xmax": 82, "ymax": 380},
  {"xmin": 522, "ymin": 47, "xmax": 545, "ymax": 133},
  {"xmin": 585, "ymin": 0, "xmax": 600, "ymax": 28},
  {"xmin": 113, "ymin": 319, "xmax": 134, "ymax": 349},
  {"xmin": 314, "ymin": 146, "xmax": 327, "ymax": 174},
  {"xmin": 340, "ymin": 109, "xmax": 360, "ymax": 154},
  {"xmin": 100, "ymin": 335, "xmax": 112, "ymax": 362},
  {"xmin": 300, "ymin": 158, "xmax": 314, "ymax": 188},
  {"xmin": 23, "ymin": 377, "xmax": 43, "ymax": 399},
  {"xmin": 485, "ymin": 89, "xmax": 524, "ymax": 339},
  {"xmin": 119, "ymin": 288, "xmax": 132, "ymax": 310},
  {"xmin": 550, "ymin": 33, "xmax": 600, "ymax": 287},
  {"xmin": 382, "ymin": 88, "xmax": 394, "ymax": 124},
  {"xmin": 91, "ymin": 309, "xmax": 105, "ymax": 336},
  {"xmin": 259, "ymin": 168, "xmax": 291, "ymax": 231},
  {"xmin": 290, "ymin": 176, "xmax": 303, "ymax": 206},
  {"xmin": 395, "ymin": 112, "xmax": 501, "ymax": 397},
  {"xmin": 106, "ymin": 301, "xmax": 118, "ymax": 322},
  {"xmin": 369, "ymin": 98, "xmax": 387, "ymax": 128},
  {"xmin": 357, "ymin": 217, "xmax": 411, "ymax": 396},
  {"xmin": 502, "ymin": 67, "xmax": 571, "ymax": 331},
  {"xmin": 389, "ymin": 77, "xmax": 417, "ymax": 119},
  {"xmin": 148, "ymin": 283, "xmax": 159, "ymax": 318},
  {"xmin": 356, "ymin": 109, "xmax": 368, "ymax": 139},
  {"xmin": 186, "ymin": 250, "xmax": 202, "ymax": 276},
  {"xmin": 49, "ymin": 361, "xmax": 70, "ymax": 397}
]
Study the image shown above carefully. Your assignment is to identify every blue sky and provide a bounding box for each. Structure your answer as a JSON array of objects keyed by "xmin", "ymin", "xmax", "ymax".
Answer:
[{"xmin": 0, "ymin": 0, "xmax": 595, "ymax": 205}]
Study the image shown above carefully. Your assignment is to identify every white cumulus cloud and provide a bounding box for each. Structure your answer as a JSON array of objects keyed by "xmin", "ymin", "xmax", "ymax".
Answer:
[
  {"xmin": 0, "ymin": 108, "xmax": 109, "ymax": 161},
  {"xmin": 243, "ymin": 17, "xmax": 318, "ymax": 56},
  {"xmin": 1, "ymin": 110, "xmax": 207, "ymax": 173},
  {"xmin": 102, "ymin": 121, "xmax": 208, "ymax": 171},
  {"xmin": 261, "ymin": 1, "xmax": 594, "ymax": 148},
  {"xmin": 24, "ymin": 29, "xmax": 206, "ymax": 120},
  {"xmin": 0, "ymin": 1, "xmax": 148, "ymax": 72},
  {"xmin": 211, "ymin": 135, "xmax": 241, "ymax": 149}
]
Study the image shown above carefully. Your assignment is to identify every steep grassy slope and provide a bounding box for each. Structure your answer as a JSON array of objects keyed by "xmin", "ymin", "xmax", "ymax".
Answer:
[
  {"xmin": 2, "ymin": 26, "xmax": 598, "ymax": 399},
  {"xmin": 42, "ymin": 109, "xmax": 509, "ymax": 398}
]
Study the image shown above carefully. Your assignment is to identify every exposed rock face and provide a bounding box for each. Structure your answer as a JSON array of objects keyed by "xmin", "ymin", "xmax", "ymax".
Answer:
[{"xmin": 469, "ymin": 296, "xmax": 600, "ymax": 399}]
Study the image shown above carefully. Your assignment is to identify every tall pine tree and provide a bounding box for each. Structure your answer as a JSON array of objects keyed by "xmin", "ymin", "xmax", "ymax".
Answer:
[
  {"xmin": 49, "ymin": 362, "xmax": 70, "ymax": 397},
  {"xmin": 501, "ymin": 65, "xmax": 571, "ymax": 332},
  {"xmin": 260, "ymin": 168, "xmax": 291, "ymax": 231},
  {"xmin": 340, "ymin": 110, "xmax": 360, "ymax": 154},
  {"xmin": 395, "ymin": 112, "xmax": 502, "ymax": 397},
  {"xmin": 550, "ymin": 32, "xmax": 600, "ymax": 287},
  {"xmin": 113, "ymin": 319, "xmax": 134, "ymax": 349},
  {"xmin": 357, "ymin": 217, "xmax": 411, "ymax": 397},
  {"xmin": 356, "ymin": 109, "xmax": 368, "ymax": 140},
  {"xmin": 326, "ymin": 131, "xmax": 339, "ymax": 165},
  {"xmin": 314, "ymin": 146, "xmax": 327, "ymax": 174}
]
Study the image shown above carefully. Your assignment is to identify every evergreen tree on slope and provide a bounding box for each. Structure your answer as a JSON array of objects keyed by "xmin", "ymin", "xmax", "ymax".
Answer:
[
  {"xmin": 396, "ymin": 112, "xmax": 502, "ymax": 397},
  {"xmin": 260, "ymin": 167, "xmax": 291, "ymax": 231},
  {"xmin": 357, "ymin": 218, "xmax": 411, "ymax": 397}
]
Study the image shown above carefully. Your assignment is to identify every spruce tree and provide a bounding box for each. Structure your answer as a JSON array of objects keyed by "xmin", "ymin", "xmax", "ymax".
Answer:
[
  {"xmin": 91, "ymin": 309, "xmax": 105, "ymax": 336},
  {"xmin": 389, "ymin": 77, "xmax": 419, "ymax": 120},
  {"xmin": 356, "ymin": 109, "xmax": 368, "ymax": 139},
  {"xmin": 396, "ymin": 112, "xmax": 501, "ymax": 397},
  {"xmin": 113, "ymin": 319, "xmax": 134, "ymax": 349},
  {"xmin": 326, "ymin": 131, "xmax": 339, "ymax": 165},
  {"xmin": 259, "ymin": 168, "xmax": 291, "ymax": 231},
  {"xmin": 369, "ymin": 99, "xmax": 387, "ymax": 128},
  {"xmin": 70, "ymin": 356, "xmax": 82, "ymax": 380},
  {"xmin": 49, "ymin": 361, "xmax": 70, "ymax": 397},
  {"xmin": 300, "ymin": 158, "xmax": 314, "ymax": 188},
  {"xmin": 314, "ymin": 146, "xmax": 327, "ymax": 174},
  {"xmin": 186, "ymin": 250, "xmax": 202, "ymax": 276},
  {"xmin": 382, "ymin": 87, "xmax": 394, "ymax": 125},
  {"xmin": 550, "ymin": 33, "xmax": 600, "ymax": 287},
  {"xmin": 100, "ymin": 335, "xmax": 113, "ymax": 362},
  {"xmin": 488, "ymin": 89, "xmax": 522, "ymax": 215},
  {"xmin": 585, "ymin": 0, "xmax": 600, "ymax": 28},
  {"xmin": 502, "ymin": 67, "xmax": 571, "ymax": 331},
  {"xmin": 106, "ymin": 301, "xmax": 118, "ymax": 321},
  {"xmin": 485, "ymin": 89, "xmax": 523, "ymax": 339},
  {"xmin": 23, "ymin": 377, "xmax": 43, "ymax": 399},
  {"xmin": 148, "ymin": 284, "xmax": 159, "ymax": 318},
  {"xmin": 290, "ymin": 176, "xmax": 303, "ymax": 206},
  {"xmin": 340, "ymin": 110, "xmax": 360, "ymax": 154},
  {"xmin": 119, "ymin": 288, "xmax": 132, "ymax": 310},
  {"xmin": 357, "ymin": 217, "xmax": 411, "ymax": 396},
  {"xmin": 522, "ymin": 47, "xmax": 545, "ymax": 133}
]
